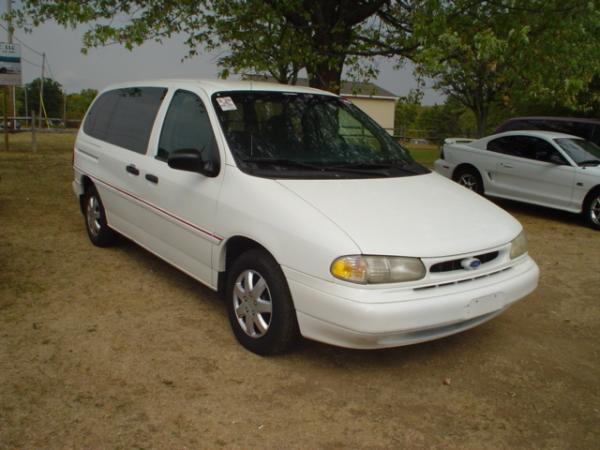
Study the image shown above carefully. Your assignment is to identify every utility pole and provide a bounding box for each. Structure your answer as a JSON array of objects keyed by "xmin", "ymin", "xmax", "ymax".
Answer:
[
  {"xmin": 39, "ymin": 52, "xmax": 45, "ymax": 128},
  {"xmin": 24, "ymin": 83, "xmax": 27, "ymax": 126},
  {"xmin": 6, "ymin": 0, "xmax": 14, "ymax": 130}
]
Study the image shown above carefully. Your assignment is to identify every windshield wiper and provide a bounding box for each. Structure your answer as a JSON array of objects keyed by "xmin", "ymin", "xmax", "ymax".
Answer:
[
  {"xmin": 242, "ymin": 158, "xmax": 390, "ymax": 176},
  {"xmin": 242, "ymin": 158, "xmax": 325, "ymax": 170},
  {"xmin": 327, "ymin": 160, "xmax": 420, "ymax": 174},
  {"xmin": 578, "ymin": 159, "xmax": 600, "ymax": 166}
]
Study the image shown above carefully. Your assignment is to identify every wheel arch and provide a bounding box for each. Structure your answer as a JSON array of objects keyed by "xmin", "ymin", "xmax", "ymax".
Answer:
[
  {"xmin": 452, "ymin": 162, "xmax": 481, "ymax": 181},
  {"xmin": 216, "ymin": 235, "xmax": 277, "ymax": 295},
  {"xmin": 78, "ymin": 175, "xmax": 94, "ymax": 214},
  {"xmin": 582, "ymin": 184, "xmax": 600, "ymax": 211}
]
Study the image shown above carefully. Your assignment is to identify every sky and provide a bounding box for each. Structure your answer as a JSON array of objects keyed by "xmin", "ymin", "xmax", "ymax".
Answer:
[{"xmin": 4, "ymin": 18, "xmax": 443, "ymax": 105}]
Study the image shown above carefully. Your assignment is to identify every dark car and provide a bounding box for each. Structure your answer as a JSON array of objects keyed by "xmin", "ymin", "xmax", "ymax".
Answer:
[{"xmin": 496, "ymin": 117, "xmax": 600, "ymax": 147}]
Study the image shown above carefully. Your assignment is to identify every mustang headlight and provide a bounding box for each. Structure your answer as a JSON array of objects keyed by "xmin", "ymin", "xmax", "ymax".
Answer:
[
  {"xmin": 509, "ymin": 231, "xmax": 528, "ymax": 259},
  {"xmin": 331, "ymin": 255, "xmax": 426, "ymax": 284}
]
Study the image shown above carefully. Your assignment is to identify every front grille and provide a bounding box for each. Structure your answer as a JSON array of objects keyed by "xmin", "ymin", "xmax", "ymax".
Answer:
[
  {"xmin": 414, "ymin": 267, "xmax": 511, "ymax": 291},
  {"xmin": 429, "ymin": 251, "xmax": 499, "ymax": 273}
]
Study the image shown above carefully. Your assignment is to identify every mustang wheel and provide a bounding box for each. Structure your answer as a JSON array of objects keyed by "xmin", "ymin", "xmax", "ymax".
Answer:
[
  {"xmin": 84, "ymin": 185, "xmax": 117, "ymax": 247},
  {"xmin": 584, "ymin": 189, "xmax": 600, "ymax": 230},
  {"xmin": 454, "ymin": 166, "xmax": 484, "ymax": 195},
  {"xmin": 225, "ymin": 249, "xmax": 299, "ymax": 355}
]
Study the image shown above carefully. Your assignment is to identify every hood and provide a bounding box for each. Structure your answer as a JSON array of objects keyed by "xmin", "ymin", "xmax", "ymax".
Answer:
[
  {"xmin": 580, "ymin": 165, "xmax": 600, "ymax": 177},
  {"xmin": 276, "ymin": 172, "xmax": 522, "ymax": 258}
]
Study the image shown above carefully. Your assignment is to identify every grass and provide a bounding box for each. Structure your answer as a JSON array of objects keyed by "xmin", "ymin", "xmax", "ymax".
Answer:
[
  {"xmin": 0, "ymin": 131, "xmax": 76, "ymax": 153},
  {"xmin": 404, "ymin": 142, "xmax": 441, "ymax": 167},
  {"xmin": 0, "ymin": 132, "xmax": 440, "ymax": 166}
]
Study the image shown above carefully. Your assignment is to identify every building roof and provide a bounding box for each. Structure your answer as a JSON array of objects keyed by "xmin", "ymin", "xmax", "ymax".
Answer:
[{"xmin": 242, "ymin": 74, "xmax": 398, "ymax": 99}]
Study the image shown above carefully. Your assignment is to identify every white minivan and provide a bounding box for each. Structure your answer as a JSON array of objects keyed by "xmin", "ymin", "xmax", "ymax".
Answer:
[{"xmin": 73, "ymin": 79, "xmax": 539, "ymax": 354}]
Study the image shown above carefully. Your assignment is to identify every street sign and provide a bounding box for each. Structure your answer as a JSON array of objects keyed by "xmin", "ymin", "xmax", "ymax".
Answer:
[{"xmin": 0, "ymin": 43, "xmax": 22, "ymax": 86}]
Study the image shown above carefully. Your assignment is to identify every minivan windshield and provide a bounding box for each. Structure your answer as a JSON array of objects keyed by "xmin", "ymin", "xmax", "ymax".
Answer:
[
  {"xmin": 212, "ymin": 91, "xmax": 428, "ymax": 178},
  {"xmin": 555, "ymin": 138, "xmax": 600, "ymax": 166}
]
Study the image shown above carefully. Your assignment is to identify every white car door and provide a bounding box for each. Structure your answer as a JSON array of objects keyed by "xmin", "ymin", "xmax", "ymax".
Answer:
[
  {"xmin": 136, "ymin": 88, "xmax": 224, "ymax": 288},
  {"xmin": 486, "ymin": 135, "xmax": 575, "ymax": 208}
]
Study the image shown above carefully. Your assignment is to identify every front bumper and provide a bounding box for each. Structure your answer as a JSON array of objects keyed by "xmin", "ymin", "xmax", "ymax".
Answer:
[{"xmin": 284, "ymin": 256, "xmax": 539, "ymax": 349}]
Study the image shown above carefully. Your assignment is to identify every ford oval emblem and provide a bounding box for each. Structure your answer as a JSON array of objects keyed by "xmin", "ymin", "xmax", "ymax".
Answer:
[{"xmin": 461, "ymin": 257, "xmax": 481, "ymax": 270}]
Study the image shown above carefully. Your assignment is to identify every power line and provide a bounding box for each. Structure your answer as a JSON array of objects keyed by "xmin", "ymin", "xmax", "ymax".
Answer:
[
  {"xmin": 21, "ymin": 56, "xmax": 43, "ymax": 68},
  {"xmin": 0, "ymin": 22, "xmax": 45, "ymax": 56}
]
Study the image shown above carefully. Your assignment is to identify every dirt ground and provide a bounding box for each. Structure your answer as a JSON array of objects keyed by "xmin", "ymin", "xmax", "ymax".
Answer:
[{"xmin": 1, "ymin": 143, "xmax": 599, "ymax": 449}]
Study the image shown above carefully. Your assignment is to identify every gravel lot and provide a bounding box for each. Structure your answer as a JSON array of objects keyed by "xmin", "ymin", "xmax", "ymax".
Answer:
[{"xmin": 1, "ymin": 146, "xmax": 599, "ymax": 449}]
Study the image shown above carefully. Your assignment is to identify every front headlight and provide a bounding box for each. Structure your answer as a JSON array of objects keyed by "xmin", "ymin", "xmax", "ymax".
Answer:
[
  {"xmin": 509, "ymin": 231, "xmax": 528, "ymax": 259},
  {"xmin": 330, "ymin": 255, "xmax": 426, "ymax": 284}
]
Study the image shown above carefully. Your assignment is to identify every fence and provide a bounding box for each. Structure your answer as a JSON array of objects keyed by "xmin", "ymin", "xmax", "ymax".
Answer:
[{"xmin": 1, "ymin": 115, "xmax": 82, "ymax": 131}]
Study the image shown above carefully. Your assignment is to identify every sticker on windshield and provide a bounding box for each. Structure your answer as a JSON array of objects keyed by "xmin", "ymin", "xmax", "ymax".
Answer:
[
  {"xmin": 216, "ymin": 96, "xmax": 237, "ymax": 111},
  {"xmin": 340, "ymin": 97, "xmax": 353, "ymax": 105}
]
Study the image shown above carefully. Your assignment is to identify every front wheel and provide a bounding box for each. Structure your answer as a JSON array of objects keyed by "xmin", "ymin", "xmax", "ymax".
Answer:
[
  {"xmin": 225, "ymin": 249, "xmax": 299, "ymax": 355},
  {"xmin": 453, "ymin": 166, "xmax": 484, "ymax": 195},
  {"xmin": 583, "ymin": 189, "xmax": 600, "ymax": 230}
]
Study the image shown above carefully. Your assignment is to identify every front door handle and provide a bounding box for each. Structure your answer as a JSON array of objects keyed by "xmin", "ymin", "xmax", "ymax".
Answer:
[
  {"xmin": 500, "ymin": 163, "xmax": 514, "ymax": 169},
  {"xmin": 126, "ymin": 164, "xmax": 140, "ymax": 175},
  {"xmin": 145, "ymin": 174, "xmax": 159, "ymax": 184}
]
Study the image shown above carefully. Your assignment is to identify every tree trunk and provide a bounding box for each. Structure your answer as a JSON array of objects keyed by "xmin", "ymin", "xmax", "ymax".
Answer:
[
  {"xmin": 474, "ymin": 105, "xmax": 488, "ymax": 138},
  {"xmin": 307, "ymin": 60, "xmax": 344, "ymax": 94}
]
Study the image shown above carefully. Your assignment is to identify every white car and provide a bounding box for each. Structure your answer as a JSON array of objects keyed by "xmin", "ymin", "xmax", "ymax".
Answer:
[
  {"xmin": 73, "ymin": 79, "xmax": 539, "ymax": 354},
  {"xmin": 434, "ymin": 131, "xmax": 600, "ymax": 229}
]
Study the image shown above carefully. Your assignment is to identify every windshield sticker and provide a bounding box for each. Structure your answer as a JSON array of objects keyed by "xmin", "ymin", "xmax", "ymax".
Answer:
[
  {"xmin": 216, "ymin": 96, "xmax": 237, "ymax": 111},
  {"xmin": 340, "ymin": 97, "xmax": 353, "ymax": 104}
]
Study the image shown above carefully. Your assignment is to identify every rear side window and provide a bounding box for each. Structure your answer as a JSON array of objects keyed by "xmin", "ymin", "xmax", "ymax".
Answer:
[
  {"xmin": 487, "ymin": 136, "xmax": 519, "ymax": 155},
  {"xmin": 83, "ymin": 87, "xmax": 167, "ymax": 154}
]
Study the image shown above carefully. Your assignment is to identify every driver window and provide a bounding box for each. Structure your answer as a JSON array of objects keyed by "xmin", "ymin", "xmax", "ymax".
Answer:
[
  {"xmin": 337, "ymin": 108, "xmax": 381, "ymax": 153},
  {"xmin": 521, "ymin": 137, "xmax": 567, "ymax": 164},
  {"xmin": 157, "ymin": 90, "xmax": 216, "ymax": 161}
]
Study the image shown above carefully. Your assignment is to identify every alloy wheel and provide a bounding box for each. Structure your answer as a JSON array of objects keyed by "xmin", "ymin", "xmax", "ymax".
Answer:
[
  {"xmin": 458, "ymin": 173, "xmax": 478, "ymax": 191},
  {"xmin": 233, "ymin": 270, "xmax": 273, "ymax": 338},
  {"xmin": 590, "ymin": 195, "xmax": 600, "ymax": 226},
  {"xmin": 86, "ymin": 195, "xmax": 102, "ymax": 237}
]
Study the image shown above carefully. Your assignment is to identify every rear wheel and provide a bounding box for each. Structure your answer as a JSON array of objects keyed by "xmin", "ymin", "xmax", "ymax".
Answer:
[
  {"xmin": 84, "ymin": 185, "xmax": 117, "ymax": 247},
  {"xmin": 583, "ymin": 188, "xmax": 600, "ymax": 230},
  {"xmin": 453, "ymin": 166, "xmax": 484, "ymax": 195},
  {"xmin": 225, "ymin": 249, "xmax": 299, "ymax": 355}
]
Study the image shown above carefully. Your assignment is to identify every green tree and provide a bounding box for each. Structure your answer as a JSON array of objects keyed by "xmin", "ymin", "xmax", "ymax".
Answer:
[
  {"xmin": 414, "ymin": 98, "xmax": 465, "ymax": 142},
  {"xmin": 7, "ymin": 0, "xmax": 418, "ymax": 94},
  {"xmin": 25, "ymin": 78, "xmax": 64, "ymax": 119},
  {"xmin": 394, "ymin": 89, "xmax": 423, "ymax": 137},
  {"xmin": 66, "ymin": 89, "xmax": 98, "ymax": 120},
  {"xmin": 413, "ymin": 0, "xmax": 600, "ymax": 136}
]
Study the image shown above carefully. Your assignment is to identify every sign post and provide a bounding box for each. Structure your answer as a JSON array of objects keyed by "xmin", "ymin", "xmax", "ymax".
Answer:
[{"xmin": 0, "ymin": 42, "xmax": 22, "ymax": 151}]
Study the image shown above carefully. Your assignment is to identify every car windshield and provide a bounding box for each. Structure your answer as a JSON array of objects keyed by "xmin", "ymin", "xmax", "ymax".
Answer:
[
  {"xmin": 211, "ymin": 91, "xmax": 428, "ymax": 178},
  {"xmin": 555, "ymin": 138, "xmax": 600, "ymax": 165}
]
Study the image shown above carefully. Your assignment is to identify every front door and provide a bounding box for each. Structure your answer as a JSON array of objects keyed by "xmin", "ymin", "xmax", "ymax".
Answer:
[{"xmin": 140, "ymin": 89, "xmax": 224, "ymax": 288}]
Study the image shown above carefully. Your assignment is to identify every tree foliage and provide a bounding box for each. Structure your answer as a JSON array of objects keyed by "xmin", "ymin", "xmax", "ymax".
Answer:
[
  {"xmin": 24, "ymin": 78, "xmax": 64, "ymax": 118},
  {"xmin": 6, "ymin": 0, "xmax": 600, "ymax": 121},
  {"xmin": 66, "ymin": 89, "xmax": 98, "ymax": 120},
  {"xmin": 7, "ymin": 0, "xmax": 418, "ymax": 93},
  {"xmin": 412, "ymin": 0, "xmax": 600, "ymax": 136}
]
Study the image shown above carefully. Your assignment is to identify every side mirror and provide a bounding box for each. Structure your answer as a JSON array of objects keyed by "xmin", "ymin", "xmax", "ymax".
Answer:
[
  {"xmin": 549, "ymin": 153, "xmax": 566, "ymax": 165},
  {"xmin": 167, "ymin": 148, "xmax": 219, "ymax": 177}
]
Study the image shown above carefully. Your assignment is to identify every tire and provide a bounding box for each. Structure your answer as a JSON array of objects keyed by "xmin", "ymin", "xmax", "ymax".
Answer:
[
  {"xmin": 453, "ymin": 166, "xmax": 484, "ymax": 195},
  {"xmin": 225, "ymin": 249, "xmax": 299, "ymax": 355},
  {"xmin": 583, "ymin": 188, "xmax": 600, "ymax": 230},
  {"xmin": 83, "ymin": 185, "xmax": 117, "ymax": 247}
]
